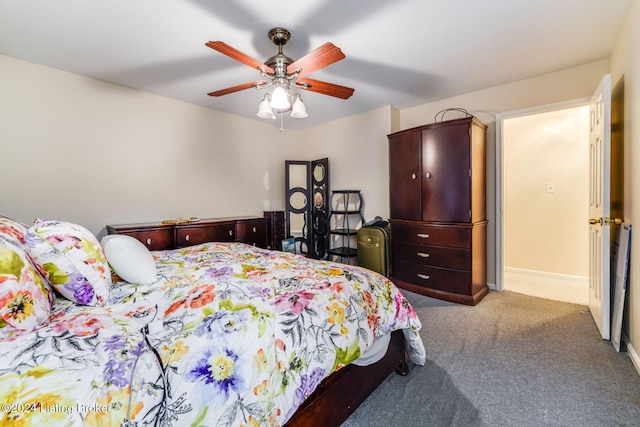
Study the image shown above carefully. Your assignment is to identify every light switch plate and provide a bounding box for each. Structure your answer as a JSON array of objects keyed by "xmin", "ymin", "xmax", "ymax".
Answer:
[{"xmin": 546, "ymin": 182, "xmax": 556, "ymax": 193}]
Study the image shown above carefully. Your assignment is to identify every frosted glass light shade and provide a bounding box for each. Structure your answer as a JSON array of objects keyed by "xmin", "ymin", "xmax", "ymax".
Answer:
[
  {"xmin": 257, "ymin": 95, "xmax": 275, "ymax": 119},
  {"xmin": 290, "ymin": 94, "xmax": 308, "ymax": 119},
  {"xmin": 270, "ymin": 86, "xmax": 290, "ymax": 109}
]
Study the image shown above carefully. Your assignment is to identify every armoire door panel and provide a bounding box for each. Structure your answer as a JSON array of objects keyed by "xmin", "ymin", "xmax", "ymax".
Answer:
[
  {"xmin": 422, "ymin": 124, "xmax": 471, "ymax": 222},
  {"xmin": 389, "ymin": 131, "xmax": 421, "ymax": 220}
]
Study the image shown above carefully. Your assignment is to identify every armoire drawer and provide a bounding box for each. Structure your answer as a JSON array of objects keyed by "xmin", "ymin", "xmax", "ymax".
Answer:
[
  {"xmin": 236, "ymin": 218, "xmax": 268, "ymax": 248},
  {"xmin": 175, "ymin": 221, "xmax": 235, "ymax": 247},
  {"xmin": 391, "ymin": 221, "xmax": 471, "ymax": 248},
  {"xmin": 391, "ymin": 259, "xmax": 470, "ymax": 295},
  {"xmin": 391, "ymin": 240, "xmax": 470, "ymax": 271}
]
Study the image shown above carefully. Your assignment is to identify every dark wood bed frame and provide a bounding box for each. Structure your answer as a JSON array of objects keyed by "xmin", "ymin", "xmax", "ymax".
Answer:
[{"xmin": 285, "ymin": 329, "xmax": 408, "ymax": 426}]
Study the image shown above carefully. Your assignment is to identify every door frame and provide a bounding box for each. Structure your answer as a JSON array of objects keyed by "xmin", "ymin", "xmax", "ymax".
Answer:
[{"xmin": 494, "ymin": 97, "xmax": 591, "ymax": 292}]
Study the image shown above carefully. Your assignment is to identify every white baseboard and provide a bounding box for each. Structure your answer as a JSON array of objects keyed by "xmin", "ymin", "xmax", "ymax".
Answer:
[
  {"xmin": 503, "ymin": 267, "xmax": 588, "ymax": 306},
  {"xmin": 625, "ymin": 335, "xmax": 640, "ymax": 376}
]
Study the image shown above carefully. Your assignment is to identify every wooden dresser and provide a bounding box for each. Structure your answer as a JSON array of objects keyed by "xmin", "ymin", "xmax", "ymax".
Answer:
[
  {"xmin": 388, "ymin": 117, "xmax": 488, "ymax": 305},
  {"xmin": 106, "ymin": 216, "xmax": 268, "ymax": 251},
  {"xmin": 263, "ymin": 211, "xmax": 285, "ymax": 251}
]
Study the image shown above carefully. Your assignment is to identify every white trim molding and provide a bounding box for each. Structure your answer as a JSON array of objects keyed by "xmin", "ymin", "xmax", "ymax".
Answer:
[
  {"xmin": 503, "ymin": 266, "xmax": 588, "ymax": 306},
  {"xmin": 625, "ymin": 335, "xmax": 640, "ymax": 376}
]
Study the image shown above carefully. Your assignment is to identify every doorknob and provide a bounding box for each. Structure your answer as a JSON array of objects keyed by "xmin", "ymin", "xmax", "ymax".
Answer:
[{"xmin": 589, "ymin": 217, "xmax": 623, "ymax": 225}]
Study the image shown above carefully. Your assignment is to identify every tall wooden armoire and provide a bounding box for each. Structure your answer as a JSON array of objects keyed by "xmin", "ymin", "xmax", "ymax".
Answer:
[{"xmin": 388, "ymin": 116, "xmax": 488, "ymax": 305}]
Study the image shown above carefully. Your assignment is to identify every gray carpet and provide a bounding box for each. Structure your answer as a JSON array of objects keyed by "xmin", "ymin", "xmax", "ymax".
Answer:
[{"xmin": 342, "ymin": 291, "xmax": 640, "ymax": 427}]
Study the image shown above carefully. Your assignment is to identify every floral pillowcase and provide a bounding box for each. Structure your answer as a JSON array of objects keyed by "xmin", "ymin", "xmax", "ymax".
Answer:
[
  {"xmin": 0, "ymin": 215, "xmax": 27, "ymax": 245},
  {"xmin": 0, "ymin": 216, "xmax": 55, "ymax": 339},
  {"xmin": 26, "ymin": 219, "xmax": 111, "ymax": 306}
]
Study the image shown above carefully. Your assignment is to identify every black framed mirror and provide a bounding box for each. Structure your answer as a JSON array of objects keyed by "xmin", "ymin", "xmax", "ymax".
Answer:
[
  {"xmin": 285, "ymin": 158, "xmax": 329, "ymax": 259},
  {"xmin": 311, "ymin": 158, "xmax": 330, "ymax": 259}
]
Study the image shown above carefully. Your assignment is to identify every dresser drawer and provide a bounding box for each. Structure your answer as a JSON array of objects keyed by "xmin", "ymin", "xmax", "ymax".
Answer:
[
  {"xmin": 391, "ymin": 221, "xmax": 471, "ymax": 248},
  {"xmin": 107, "ymin": 224, "xmax": 174, "ymax": 251},
  {"xmin": 127, "ymin": 229, "xmax": 174, "ymax": 251},
  {"xmin": 391, "ymin": 259, "xmax": 470, "ymax": 295},
  {"xmin": 175, "ymin": 221, "xmax": 235, "ymax": 247},
  {"xmin": 236, "ymin": 218, "xmax": 268, "ymax": 248},
  {"xmin": 391, "ymin": 240, "xmax": 470, "ymax": 271}
]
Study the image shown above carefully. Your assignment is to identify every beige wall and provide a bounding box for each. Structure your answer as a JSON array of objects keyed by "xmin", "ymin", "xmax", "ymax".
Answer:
[
  {"xmin": 0, "ymin": 54, "xmax": 296, "ymax": 238},
  {"xmin": 295, "ymin": 106, "xmax": 395, "ymax": 222},
  {"xmin": 503, "ymin": 106, "xmax": 589, "ymax": 277},
  {"xmin": 0, "ymin": 53, "xmax": 608, "ymax": 253},
  {"xmin": 609, "ymin": 0, "xmax": 640, "ymax": 370},
  {"xmin": 0, "ymin": 54, "xmax": 394, "ymax": 237}
]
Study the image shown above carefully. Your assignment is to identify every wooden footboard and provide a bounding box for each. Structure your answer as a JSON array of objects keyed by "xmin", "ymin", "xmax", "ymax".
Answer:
[{"xmin": 285, "ymin": 329, "xmax": 406, "ymax": 426}]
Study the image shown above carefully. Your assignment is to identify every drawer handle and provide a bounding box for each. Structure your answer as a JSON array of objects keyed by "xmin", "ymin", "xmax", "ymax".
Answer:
[
  {"xmin": 417, "ymin": 274, "xmax": 430, "ymax": 280},
  {"xmin": 185, "ymin": 234, "xmax": 190, "ymax": 242},
  {"xmin": 146, "ymin": 238, "xmax": 152, "ymax": 246},
  {"xmin": 416, "ymin": 233, "xmax": 430, "ymax": 239},
  {"xmin": 252, "ymin": 227, "xmax": 257, "ymax": 232},
  {"xmin": 411, "ymin": 173, "xmax": 416, "ymax": 180},
  {"xmin": 417, "ymin": 252, "xmax": 430, "ymax": 258},
  {"xmin": 228, "ymin": 230, "xmax": 233, "ymax": 236}
]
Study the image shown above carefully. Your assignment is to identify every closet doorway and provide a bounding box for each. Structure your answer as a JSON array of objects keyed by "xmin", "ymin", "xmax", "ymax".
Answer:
[{"xmin": 499, "ymin": 102, "xmax": 590, "ymax": 305}]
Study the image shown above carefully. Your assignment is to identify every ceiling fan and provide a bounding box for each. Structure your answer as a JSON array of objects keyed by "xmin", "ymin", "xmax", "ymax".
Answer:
[{"xmin": 205, "ymin": 27, "xmax": 354, "ymax": 119}]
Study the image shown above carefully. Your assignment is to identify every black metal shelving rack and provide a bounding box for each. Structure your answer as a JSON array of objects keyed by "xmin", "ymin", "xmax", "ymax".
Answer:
[{"xmin": 327, "ymin": 190, "xmax": 364, "ymax": 264}]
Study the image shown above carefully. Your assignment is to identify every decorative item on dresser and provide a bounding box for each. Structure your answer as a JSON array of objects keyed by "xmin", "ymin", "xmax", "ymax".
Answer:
[
  {"xmin": 388, "ymin": 115, "xmax": 488, "ymax": 305},
  {"xmin": 106, "ymin": 216, "xmax": 268, "ymax": 250},
  {"xmin": 263, "ymin": 210, "xmax": 285, "ymax": 250}
]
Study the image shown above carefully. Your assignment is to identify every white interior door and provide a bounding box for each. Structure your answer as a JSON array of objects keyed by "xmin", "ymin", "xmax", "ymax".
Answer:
[{"xmin": 588, "ymin": 74, "xmax": 611, "ymax": 340}]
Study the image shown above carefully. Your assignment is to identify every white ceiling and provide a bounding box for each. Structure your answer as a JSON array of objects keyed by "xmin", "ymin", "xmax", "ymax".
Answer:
[{"xmin": 0, "ymin": 0, "xmax": 633, "ymax": 130}]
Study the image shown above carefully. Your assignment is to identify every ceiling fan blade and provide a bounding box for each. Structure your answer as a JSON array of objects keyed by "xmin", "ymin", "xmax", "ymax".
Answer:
[
  {"xmin": 207, "ymin": 80, "xmax": 267, "ymax": 97},
  {"xmin": 206, "ymin": 41, "xmax": 274, "ymax": 74},
  {"xmin": 297, "ymin": 78, "xmax": 354, "ymax": 99},
  {"xmin": 287, "ymin": 42, "xmax": 345, "ymax": 78}
]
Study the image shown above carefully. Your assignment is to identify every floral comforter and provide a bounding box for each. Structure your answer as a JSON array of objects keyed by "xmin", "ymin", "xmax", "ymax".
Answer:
[{"xmin": 0, "ymin": 242, "xmax": 425, "ymax": 426}]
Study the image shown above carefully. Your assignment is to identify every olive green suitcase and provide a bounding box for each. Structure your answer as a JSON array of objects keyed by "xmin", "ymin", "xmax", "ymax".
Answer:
[{"xmin": 357, "ymin": 225, "xmax": 390, "ymax": 277}]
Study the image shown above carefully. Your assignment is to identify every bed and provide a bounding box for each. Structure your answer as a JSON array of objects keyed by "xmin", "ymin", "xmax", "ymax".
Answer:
[{"xmin": 0, "ymin": 216, "xmax": 425, "ymax": 426}]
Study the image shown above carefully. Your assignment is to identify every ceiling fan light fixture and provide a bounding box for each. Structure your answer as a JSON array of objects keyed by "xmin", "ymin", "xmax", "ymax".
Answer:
[
  {"xmin": 206, "ymin": 27, "xmax": 354, "ymax": 124},
  {"xmin": 257, "ymin": 94, "xmax": 275, "ymax": 119},
  {"xmin": 290, "ymin": 94, "xmax": 308, "ymax": 119},
  {"xmin": 270, "ymin": 84, "xmax": 290, "ymax": 109}
]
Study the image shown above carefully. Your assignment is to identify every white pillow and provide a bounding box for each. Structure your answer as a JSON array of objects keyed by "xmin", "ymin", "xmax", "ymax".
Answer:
[{"xmin": 101, "ymin": 235, "xmax": 157, "ymax": 285}]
